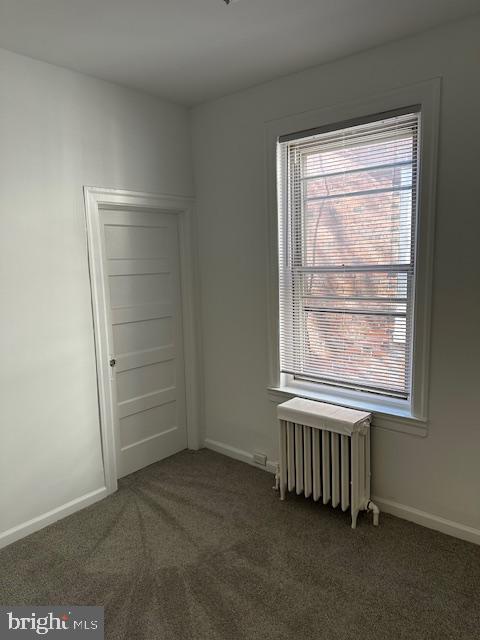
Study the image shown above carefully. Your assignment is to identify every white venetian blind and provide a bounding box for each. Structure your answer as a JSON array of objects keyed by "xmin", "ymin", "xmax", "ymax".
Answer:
[{"xmin": 277, "ymin": 108, "xmax": 420, "ymax": 399}]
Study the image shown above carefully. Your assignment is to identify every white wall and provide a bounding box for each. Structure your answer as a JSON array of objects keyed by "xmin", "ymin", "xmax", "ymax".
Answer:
[
  {"xmin": 0, "ymin": 48, "xmax": 193, "ymax": 545},
  {"xmin": 192, "ymin": 17, "xmax": 480, "ymax": 539}
]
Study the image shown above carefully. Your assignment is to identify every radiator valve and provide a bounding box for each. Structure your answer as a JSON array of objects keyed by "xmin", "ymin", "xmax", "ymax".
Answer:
[{"xmin": 367, "ymin": 500, "xmax": 380, "ymax": 526}]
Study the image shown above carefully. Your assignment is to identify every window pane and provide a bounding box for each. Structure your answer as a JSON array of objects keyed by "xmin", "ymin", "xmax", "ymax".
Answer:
[{"xmin": 302, "ymin": 310, "xmax": 408, "ymax": 393}]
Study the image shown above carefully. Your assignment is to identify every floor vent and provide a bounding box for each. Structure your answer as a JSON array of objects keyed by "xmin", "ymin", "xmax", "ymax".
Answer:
[{"xmin": 276, "ymin": 397, "xmax": 379, "ymax": 528}]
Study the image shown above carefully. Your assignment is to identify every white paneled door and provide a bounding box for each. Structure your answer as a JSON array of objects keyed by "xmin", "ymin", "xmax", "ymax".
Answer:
[{"xmin": 101, "ymin": 208, "xmax": 187, "ymax": 478}]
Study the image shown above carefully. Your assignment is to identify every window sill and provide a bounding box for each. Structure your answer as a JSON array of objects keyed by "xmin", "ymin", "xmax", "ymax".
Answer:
[{"xmin": 267, "ymin": 385, "xmax": 428, "ymax": 437}]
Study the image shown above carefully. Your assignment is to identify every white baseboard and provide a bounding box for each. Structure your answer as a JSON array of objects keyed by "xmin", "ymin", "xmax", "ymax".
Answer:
[
  {"xmin": 204, "ymin": 439, "xmax": 480, "ymax": 546},
  {"xmin": 0, "ymin": 486, "xmax": 109, "ymax": 550},
  {"xmin": 372, "ymin": 496, "xmax": 480, "ymax": 546},
  {"xmin": 5, "ymin": 451, "xmax": 477, "ymax": 550},
  {"xmin": 204, "ymin": 438, "xmax": 278, "ymax": 475}
]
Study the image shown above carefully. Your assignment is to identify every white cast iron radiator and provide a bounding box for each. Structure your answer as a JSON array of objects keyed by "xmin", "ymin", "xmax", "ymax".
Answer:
[{"xmin": 276, "ymin": 398, "xmax": 379, "ymax": 528}]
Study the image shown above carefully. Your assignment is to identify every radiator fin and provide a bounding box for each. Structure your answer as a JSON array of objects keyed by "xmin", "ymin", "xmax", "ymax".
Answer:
[
  {"xmin": 287, "ymin": 421, "xmax": 295, "ymax": 492},
  {"xmin": 312, "ymin": 428, "xmax": 321, "ymax": 501},
  {"xmin": 322, "ymin": 431, "xmax": 331, "ymax": 505},
  {"xmin": 303, "ymin": 426, "xmax": 312, "ymax": 498},
  {"xmin": 295, "ymin": 424, "xmax": 304, "ymax": 495},
  {"xmin": 341, "ymin": 435, "xmax": 350, "ymax": 512},
  {"xmin": 331, "ymin": 433, "xmax": 340, "ymax": 508}
]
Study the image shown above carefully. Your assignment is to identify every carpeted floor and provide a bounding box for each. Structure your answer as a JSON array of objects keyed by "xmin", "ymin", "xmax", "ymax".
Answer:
[{"xmin": 1, "ymin": 449, "xmax": 479, "ymax": 639}]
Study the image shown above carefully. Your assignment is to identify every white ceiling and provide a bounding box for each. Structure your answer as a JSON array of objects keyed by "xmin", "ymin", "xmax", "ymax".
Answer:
[{"xmin": 0, "ymin": 0, "xmax": 478, "ymax": 105}]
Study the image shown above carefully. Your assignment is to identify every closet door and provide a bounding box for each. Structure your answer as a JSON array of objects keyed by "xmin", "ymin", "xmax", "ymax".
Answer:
[{"xmin": 101, "ymin": 208, "xmax": 187, "ymax": 478}]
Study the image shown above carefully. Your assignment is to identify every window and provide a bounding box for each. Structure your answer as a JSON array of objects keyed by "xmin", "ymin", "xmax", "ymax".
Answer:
[{"xmin": 277, "ymin": 108, "xmax": 420, "ymax": 406}]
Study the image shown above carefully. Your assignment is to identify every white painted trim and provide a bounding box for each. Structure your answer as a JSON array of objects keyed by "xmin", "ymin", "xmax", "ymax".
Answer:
[
  {"xmin": 264, "ymin": 78, "xmax": 441, "ymax": 429},
  {"xmin": 0, "ymin": 487, "xmax": 108, "ymax": 550},
  {"xmin": 204, "ymin": 438, "xmax": 278, "ymax": 474},
  {"xmin": 373, "ymin": 496, "xmax": 480, "ymax": 546},
  {"xmin": 83, "ymin": 187, "xmax": 202, "ymax": 495}
]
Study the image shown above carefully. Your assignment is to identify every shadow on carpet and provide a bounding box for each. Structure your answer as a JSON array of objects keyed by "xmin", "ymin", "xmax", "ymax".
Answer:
[{"xmin": 1, "ymin": 449, "xmax": 479, "ymax": 639}]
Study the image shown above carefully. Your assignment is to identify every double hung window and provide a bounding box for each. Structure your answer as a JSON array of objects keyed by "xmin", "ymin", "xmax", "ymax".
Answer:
[{"xmin": 277, "ymin": 109, "xmax": 420, "ymax": 403}]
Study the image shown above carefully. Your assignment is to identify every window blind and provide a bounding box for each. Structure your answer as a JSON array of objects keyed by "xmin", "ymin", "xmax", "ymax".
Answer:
[{"xmin": 277, "ymin": 109, "xmax": 420, "ymax": 399}]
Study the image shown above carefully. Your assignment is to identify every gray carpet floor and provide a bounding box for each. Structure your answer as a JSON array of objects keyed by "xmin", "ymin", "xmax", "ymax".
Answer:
[{"xmin": 1, "ymin": 449, "xmax": 479, "ymax": 639}]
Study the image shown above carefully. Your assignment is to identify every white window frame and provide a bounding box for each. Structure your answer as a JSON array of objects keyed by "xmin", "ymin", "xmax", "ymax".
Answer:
[{"xmin": 265, "ymin": 80, "xmax": 440, "ymax": 435}]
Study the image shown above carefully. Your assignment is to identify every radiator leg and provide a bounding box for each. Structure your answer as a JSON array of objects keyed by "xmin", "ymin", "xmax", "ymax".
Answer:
[
  {"xmin": 367, "ymin": 500, "xmax": 380, "ymax": 526},
  {"xmin": 351, "ymin": 509, "xmax": 359, "ymax": 529}
]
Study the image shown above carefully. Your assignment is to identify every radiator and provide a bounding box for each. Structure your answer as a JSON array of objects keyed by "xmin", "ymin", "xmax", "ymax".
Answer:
[{"xmin": 276, "ymin": 397, "xmax": 379, "ymax": 528}]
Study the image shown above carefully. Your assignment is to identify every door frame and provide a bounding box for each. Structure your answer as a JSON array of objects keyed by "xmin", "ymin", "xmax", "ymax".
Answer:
[{"xmin": 83, "ymin": 186, "xmax": 202, "ymax": 494}]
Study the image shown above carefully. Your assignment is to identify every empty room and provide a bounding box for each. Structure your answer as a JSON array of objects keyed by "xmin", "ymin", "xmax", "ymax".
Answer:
[{"xmin": 1, "ymin": 1, "xmax": 479, "ymax": 638}]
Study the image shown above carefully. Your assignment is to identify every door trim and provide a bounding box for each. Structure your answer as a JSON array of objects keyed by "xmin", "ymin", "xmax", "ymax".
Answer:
[{"xmin": 83, "ymin": 186, "xmax": 202, "ymax": 494}]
